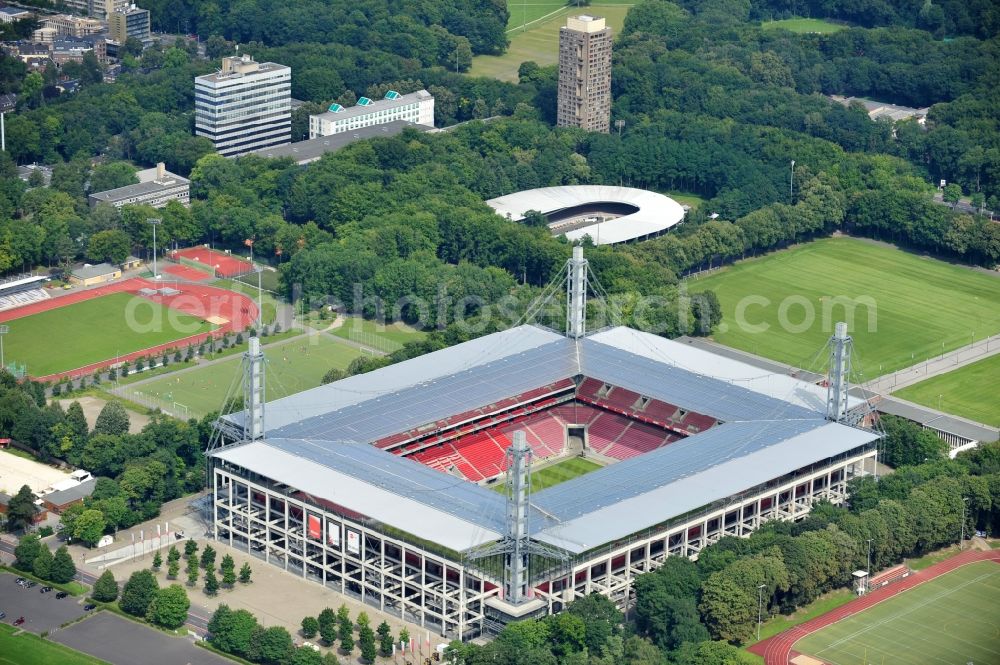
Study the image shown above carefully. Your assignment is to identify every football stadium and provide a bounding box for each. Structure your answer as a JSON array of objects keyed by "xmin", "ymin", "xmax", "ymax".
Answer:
[{"xmin": 207, "ymin": 248, "xmax": 880, "ymax": 640}]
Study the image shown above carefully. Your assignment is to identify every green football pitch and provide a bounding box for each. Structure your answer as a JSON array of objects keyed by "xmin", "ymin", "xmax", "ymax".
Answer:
[
  {"xmin": 761, "ymin": 17, "xmax": 845, "ymax": 33},
  {"xmin": 470, "ymin": 3, "xmax": 632, "ymax": 81},
  {"xmin": 124, "ymin": 333, "xmax": 362, "ymax": 417},
  {"xmin": 688, "ymin": 238, "xmax": 1000, "ymax": 377},
  {"xmin": 894, "ymin": 353, "xmax": 1000, "ymax": 427},
  {"xmin": 493, "ymin": 456, "xmax": 602, "ymax": 492},
  {"xmin": 3, "ymin": 292, "xmax": 212, "ymax": 377},
  {"xmin": 0, "ymin": 623, "xmax": 109, "ymax": 665},
  {"xmin": 794, "ymin": 561, "xmax": 1000, "ymax": 665}
]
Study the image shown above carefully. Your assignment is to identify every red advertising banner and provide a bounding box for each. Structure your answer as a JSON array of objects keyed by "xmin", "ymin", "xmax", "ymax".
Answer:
[{"xmin": 307, "ymin": 514, "xmax": 321, "ymax": 540}]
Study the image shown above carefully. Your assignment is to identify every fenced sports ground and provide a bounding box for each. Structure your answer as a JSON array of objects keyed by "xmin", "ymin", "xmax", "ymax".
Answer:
[
  {"xmin": 751, "ymin": 549, "xmax": 1000, "ymax": 665},
  {"xmin": 169, "ymin": 246, "xmax": 254, "ymax": 278},
  {"xmin": 0, "ymin": 278, "xmax": 257, "ymax": 380}
]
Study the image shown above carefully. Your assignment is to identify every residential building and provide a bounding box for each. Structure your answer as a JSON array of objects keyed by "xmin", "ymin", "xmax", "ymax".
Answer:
[
  {"xmin": 88, "ymin": 162, "xmax": 190, "ymax": 209},
  {"xmin": 69, "ymin": 263, "xmax": 121, "ymax": 286},
  {"xmin": 195, "ymin": 54, "xmax": 291, "ymax": 157},
  {"xmin": 0, "ymin": 6, "xmax": 32, "ymax": 23},
  {"xmin": 251, "ymin": 120, "xmax": 429, "ymax": 165},
  {"xmin": 0, "ymin": 93, "xmax": 16, "ymax": 112},
  {"xmin": 101, "ymin": 0, "xmax": 130, "ymax": 20},
  {"xmin": 309, "ymin": 89, "xmax": 434, "ymax": 139},
  {"xmin": 557, "ymin": 15, "xmax": 612, "ymax": 133},
  {"xmin": 41, "ymin": 14, "xmax": 105, "ymax": 38},
  {"xmin": 109, "ymin": 4, "xmax": 150, "ymax": 47}
]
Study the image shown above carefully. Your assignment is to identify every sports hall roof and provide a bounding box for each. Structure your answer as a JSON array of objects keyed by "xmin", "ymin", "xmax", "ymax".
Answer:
[
  {"xmin": 485, "ymin": 186, "xmax": 685, "ymax": 245},
  {"xmin": 212, "ymin": 324, "xmax": 877, "ymax": 554}
]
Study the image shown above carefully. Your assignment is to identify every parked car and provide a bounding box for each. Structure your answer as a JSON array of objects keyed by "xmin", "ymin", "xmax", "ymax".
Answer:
[
  {"xmin": 14, "ymin": 577, "xmax": 25, "ymax": 584},
  {"xmin": 55, "ymin": 591, "xmax": 68, "ymax": 599},
  {"xmin": 13, "ymin": 617, "xmax": 24, "ymax": 626},
  {"xmin": 24, "ymin": 581, "xmax": 36, "ymax": 589},
  {"xmin": 39, "ymin": 586, "xmax": 52, "ymax": 593},
  {"xmin": 0, "ymin": 611, "xmax": 6, "ymax": 620},
  {"xmin": 83, "ymin": 604, "xmax": 96, "ymax": 611}
]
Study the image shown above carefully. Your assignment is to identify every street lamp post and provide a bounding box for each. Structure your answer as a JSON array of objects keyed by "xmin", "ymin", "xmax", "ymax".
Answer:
[
  {"xmin": 0, "ymin": 324, "xmax": 8, "ymax": 370},
  {"xmin": 147, "ymin": 218, "xmax": 161, "ymax": 280},
  {"xmin": 790, "ymin": 160, "xmax": 795, "ymax": 203},
  {"xmin": 757, "ymin": 583, "xmax": 766, "ymax": 641},
  {"xmin": 960, "ymin": 497, "xmax": 969, "ymax": 549}
]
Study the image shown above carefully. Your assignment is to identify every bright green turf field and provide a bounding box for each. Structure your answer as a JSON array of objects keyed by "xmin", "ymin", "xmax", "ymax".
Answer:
[
  {"xmin": 493, "ymin": 457, "xmax": 602, "ymax": 492},
  {"xmin": 0, "ymin": 623, "xmax": 110, "ymax": 665},
  {"xmin": 330, "ymin": 316, "xmax": 427, "ymax": 354},
  {"xmin": 3, "ymin": 292, "xmax": 212, "ymax": 377},
  {"xmin": 894, "ymin": 353, "xmax": 1000, "ymax": 426},
  {"xmin": 125, "ymin": 333, "xmax": 362, "ymax": 416},
  {"xmin": 470, "ymin": 4, "xmax": 632, "ymax": 81},
  {"xmin": 761, "ymin": 18, "xmax": 845, "ymax": 33},
  {"xmin": 688, "ymin": 238, "xmax": 1000, "ymax": 377},
  {"xmin": 794, "ymin": 561, "xmax": 1000, "ymax": 665}
]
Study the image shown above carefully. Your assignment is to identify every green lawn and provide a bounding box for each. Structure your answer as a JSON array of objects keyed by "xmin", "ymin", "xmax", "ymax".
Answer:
[
  {"xmin": 493, "ymin": 456, "xmax": 603, "ymax": 492},
  {"xmin": 894, "ymin": 353, "xmax": 1000, "ymax": 426},
  {"xmin": 794, "ymin": 561, "xmax": 1000, "ymax": 665},
  {"xmin": 329, "ymin": 316, "xmax": 427, "ymax": 354},
  {"xmin": 471, "ymin": 4, "xmax": 633, "ymax": 81},
  {"xmin": 4, "ymin": 292, "xmax": 213, "ymax": 377},
  {"xmin": 688, "ymin": 238, "xmax": 1000, "ymax": 377},
  {"xmin": 665, "ymin": 191, "xmax": 706, "ymax": 209},
  {"xmin": 751, "ymin": 588, "xmax": 854, "ymax": 644},
  {"xmin": 761, "ymin": 17, "xmax": 845, "ymax": 33},
  {"xmin": 0, "ymin": 623, "xmax": 109, "ymax": 665},
  {"xmin": 122, "ymin": 333, "xmax": 362, "ymax": 417}
]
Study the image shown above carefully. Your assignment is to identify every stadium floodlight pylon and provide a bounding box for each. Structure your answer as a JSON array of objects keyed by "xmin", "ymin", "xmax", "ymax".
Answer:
[
  {"xmin": 466, "ymin": 431, "xmax": 567, "ymax": 606},
  {"xmin": 207, "ymin": 335, "xmax": 266, "ymax": 452},
  {"xmin": 821, "ymin": 321, "xmax": 879, "ymax": 434},
  {"xmin": 566, "ymin": 245, "xmax": 587, "ymax": 339}
]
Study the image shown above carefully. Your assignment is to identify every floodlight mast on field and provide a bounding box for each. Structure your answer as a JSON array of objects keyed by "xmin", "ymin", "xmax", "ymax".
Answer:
[
  {"xmin": 147, "ymin": 218, "xmax": 161, "ymax": 280},
  {"xmin": 866, "ymin": 538, "xmax": 873, "ymax": 592}
]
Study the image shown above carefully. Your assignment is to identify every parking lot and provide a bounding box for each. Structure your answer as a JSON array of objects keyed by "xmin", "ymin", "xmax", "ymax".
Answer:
[
  {"xmin": 0, "ymin": 572, "xmax": 90, "ymax": 634},
  {"xmin": 52, "ymin": 611, "xmax": 233, "ymax": 665}
]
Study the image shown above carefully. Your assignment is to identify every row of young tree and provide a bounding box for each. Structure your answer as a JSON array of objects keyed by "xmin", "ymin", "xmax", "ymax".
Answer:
[{"xmin": 446, "ymin": 435, "xmax": 1000, "ymax": 664}]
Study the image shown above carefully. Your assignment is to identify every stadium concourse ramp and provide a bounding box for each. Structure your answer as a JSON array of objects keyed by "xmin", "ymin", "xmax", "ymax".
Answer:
[
  {"xmin": 0, "ymin": 277, "xmax": 258, "ymax": 381},
  {"xmin": 749, "ymin": 549, "xmax": 1000, "ymax": 665}
]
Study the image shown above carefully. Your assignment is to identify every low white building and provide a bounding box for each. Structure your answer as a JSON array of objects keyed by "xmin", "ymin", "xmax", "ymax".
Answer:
[
  {"xmin": 309, "ymin": 90, "xmax": 434, "ymax": 139},
  {"xmin": 88, "ymin": 162, "xmax": 190, "ymax": 209}
]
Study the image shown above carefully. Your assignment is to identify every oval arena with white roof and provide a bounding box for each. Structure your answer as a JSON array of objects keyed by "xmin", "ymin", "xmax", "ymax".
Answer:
[{"xmin": 486, "ymin": 185, "xmax": 686, "ymax": 245}]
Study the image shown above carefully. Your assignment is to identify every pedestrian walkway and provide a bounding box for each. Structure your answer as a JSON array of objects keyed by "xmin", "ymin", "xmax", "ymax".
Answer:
[{"xmin": 865, "ymin": 333, "xmax": 1000, "ymax": 395}]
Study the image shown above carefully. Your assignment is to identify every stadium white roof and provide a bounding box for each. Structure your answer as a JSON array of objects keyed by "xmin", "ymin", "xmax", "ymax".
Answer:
[
  {"xmin": 485, "ymin": 186, "xmax": 685, "ymax": 245},
  {"xmin": 212, "ymin": 324, "xmax": 878, "ymax": 554}
]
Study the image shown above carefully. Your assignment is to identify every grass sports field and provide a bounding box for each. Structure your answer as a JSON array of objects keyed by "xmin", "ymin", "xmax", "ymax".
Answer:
[
  {"xmin": 470, "ymin": 3, "xmax": 632, "ymax": 81},
  {"xmin": 761, "ymin": 17, "xmax": 845, "ymax": 33},
  {"xmin": 0, "ymin": 623, "xmax": 109, "ymax": 665},
  {"xmin": 794, "ymin": 561, "xmax": 1000, "ymax": 665},
  {"xmin": 330, "ymin": 316, "xmax": 427, "ymax": 353},
  {"xmin": 123, "ymin": 333, "xmax": 362, "ymax": 417},
  {"xmin": 3, "ymin": 292, "xmax": 211, "ymax": 377},
  {"xmin": 894, "ymin": 353, "xmax": 1000, "ymax": 426},
  {"xmin": 493, "ymin": 456, "xmax": 602, "ymax": 492},
  {"xmin": 688, "ymin": 238, "xmax": 1000, "ymax": 377}
]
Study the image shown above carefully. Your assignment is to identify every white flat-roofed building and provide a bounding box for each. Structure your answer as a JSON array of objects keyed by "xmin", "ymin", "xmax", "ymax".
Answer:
[
  {"xmin": 309, "ymin": 89, "xmax": 434, "ymax": 139},
  {"xmin": 195, "ymin": 54, "xmax": 291, "ymax": 158},
  {"xmin": 88, "ymin": 162, "xmax": 190, "ymax": 209}
]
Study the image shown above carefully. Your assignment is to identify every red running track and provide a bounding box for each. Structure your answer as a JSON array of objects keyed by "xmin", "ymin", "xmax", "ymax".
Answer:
[
  {"xmin": 749, "ymin": 549, "xmax": 1000, "ymax": 665},
  {"xmin": 0, "ymin": 278, "xmax": 257, "ymax": 381},
  {"xmin": 171, "ymin": 246, "xmax": 253, "ymax": 278}
]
